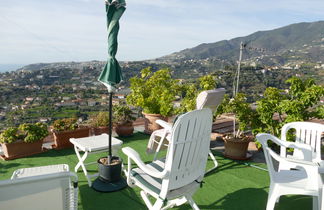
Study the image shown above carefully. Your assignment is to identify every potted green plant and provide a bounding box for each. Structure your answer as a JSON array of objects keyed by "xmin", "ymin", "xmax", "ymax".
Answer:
[
  {"xmin": 113, "ymin": 104, "xmax": 136, "ymax": 137},
  {"xmin": 0, "ymin": 123, "xmax": 48, "ymax": 160},
  {"xmin": 52, "ymin": 118, "xmax": 89, "ymax": 149},
  {"xmin": 127, "ymin": 67, "xmax": 180, "ymax": 134},
  {"xmin": 89, "ymin": 112, "xmax": 110, "ymax": 135},
  {"xmin": 178, "ymin": 74, "xmax": 217, "ymax": 113},
  {"xmin": 219, "ymin": 93, "xmax": 259, "ymax": 160}
]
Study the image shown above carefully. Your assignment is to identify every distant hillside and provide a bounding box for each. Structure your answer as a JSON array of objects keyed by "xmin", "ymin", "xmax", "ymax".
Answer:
[
  {"xmin": 11, "ymin": 21, "xmax": 324, "ymax": 88},
  {"xmin": 157, "ymin": 21, "xmax": 324, "ymax": 65}
]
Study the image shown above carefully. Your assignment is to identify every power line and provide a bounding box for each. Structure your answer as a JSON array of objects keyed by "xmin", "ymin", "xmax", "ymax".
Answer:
[{"xmin": 0, "ymin": 14, "xmax": 74, "ymax": 60}]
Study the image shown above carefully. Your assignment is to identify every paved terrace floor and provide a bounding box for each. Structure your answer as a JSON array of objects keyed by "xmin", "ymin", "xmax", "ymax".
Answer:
[{"xmin": 0, "ymin": 129, "xmax": 313, "ymax": 210}]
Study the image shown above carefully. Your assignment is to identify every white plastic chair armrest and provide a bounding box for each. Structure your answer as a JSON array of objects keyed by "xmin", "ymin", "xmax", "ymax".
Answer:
[
  {"xmin": 268, "ymin": 148, "xmax": 317, "ymax": 167},
  {"xmin": 267, "ymin": 148, "xmax": 319, "ymax": 183},
  {"xmin": 257, "ymin": 133, "xmax": 313, "ymax": 160},
  {"xmin": 156, "ymin": 120, "xmax": 172, "ymax": 131},
  {"xmin": 122, "ymin": 147, "xmax": 168, "ymax": 179}
]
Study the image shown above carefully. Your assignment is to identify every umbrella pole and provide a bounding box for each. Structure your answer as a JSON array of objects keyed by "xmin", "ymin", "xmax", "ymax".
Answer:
[{"xmin": 108, "ymin": 91, "xmax": 113, "ymax": 164}]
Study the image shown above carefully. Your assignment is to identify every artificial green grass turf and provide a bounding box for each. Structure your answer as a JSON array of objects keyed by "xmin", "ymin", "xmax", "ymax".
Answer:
[{"xmin": 0, "ymin": 132, "xmax": 312, "ymax": 210}]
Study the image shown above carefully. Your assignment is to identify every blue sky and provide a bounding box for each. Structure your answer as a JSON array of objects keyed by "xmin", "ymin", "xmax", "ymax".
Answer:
[{"xmin": 1, "ymin": 0, "xmax": 324, "ymax": 67}]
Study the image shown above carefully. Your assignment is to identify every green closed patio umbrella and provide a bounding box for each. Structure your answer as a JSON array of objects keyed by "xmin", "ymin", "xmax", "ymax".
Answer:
[
  {"xmin": 98, "ymin": 0, "xmax": 126, "ymax": 163},
  {"xmin": 93, "ymin": 0, "xmax": 127, "ymax": 192}
]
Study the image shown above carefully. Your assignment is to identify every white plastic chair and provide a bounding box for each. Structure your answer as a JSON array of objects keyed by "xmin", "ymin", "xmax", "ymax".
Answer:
[
  {"xmin": 123, "ymin": 109, "xmax": 213, "ymax": 210},
  {"xmin": 256, "ymin": 133, "xmax": 322, "ymax": 210},
  {"xmin": 147, "ymin": 88, "xmax": 226, "ymax": 173},
  {"xmin": 0, "ymin": 164, "xmax": 78, "ymax": 210},
  {"xmin": 279, "ymin": 122, "xmax": 324, "ymax": 171}
]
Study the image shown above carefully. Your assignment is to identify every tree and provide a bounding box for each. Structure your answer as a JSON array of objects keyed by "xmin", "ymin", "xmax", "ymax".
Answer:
[
  {"xmin": 178, "ymin": 74, "xmax": 217, "ymax": 113},
  {"xmin": 255, "ymin": 77, "xmax": 324, "ymax": 137}
]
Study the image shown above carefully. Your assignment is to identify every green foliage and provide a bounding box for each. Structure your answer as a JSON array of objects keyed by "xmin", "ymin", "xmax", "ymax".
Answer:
[
  {"xmin": 113, "ymin": 104, "xmax": 136, "ymax": 125},
  {"xmin": 90, "ymin": 112, "xmax": 109, "ymax": 127},
  {"xmin": 199, "ymin": 75, "xmax": 217, "ymax": 90},
  {"xmin": 19, "ymin": 123, "xmax": 49, "ymax": 143},
  {"xmin": 178, "ymin": 74, "xmax": 217, "ymax": 113},
  {"xmin": 217, "ymin": 77, "xmax": 323, "ymax": 146},
  {"xmin": 315, "ymin": 105, "xmax": 324, "ymax": 119},
  {"xmin": 0, "ymin": 127, "xmax": 19, "ymax": 144},
  {"xmin": 0, "ymin": 123, "xmax": 48, "ymax": 144},
  {"xmin": 52, "ymin": 118, "xmax": 78, "ymax": 132},
  {"xmin": 256, "ymin": 77, "xmax": 324, "ymax": 137},
  {"xmin": 214, "ymin": 94, "xmax": 230, "ymax": 117},
  {"xmin": 177, "ymin": 83, "xmax": 198, "ymax": 113},
  {"xmin": 255, "ymin": 87, "xmax": 285, "ymax": 136},
  {"xmin": 127, "ymin": 67, "xmax": 180, "ymax": 117},
  {"xmin": 221, "ymin": 93, "xmax": 259, "ymax": 132}
]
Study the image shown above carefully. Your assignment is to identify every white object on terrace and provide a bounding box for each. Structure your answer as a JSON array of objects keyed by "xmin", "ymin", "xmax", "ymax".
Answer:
[
  {"xmin": 279, "ymin": 121, "xmax": 324, "ymax": 171},
  {"xmin": 0, "ymin": 164, "xmax": 78, "ymax": 210},
  {"xmin": 256, "ymin": 133, "xmax": 322, "ymax": 210},
  {"xmin": 146, "ymin": 88, "xmax": 226, "ymax": 174},
  {"xmin": 69, "ymin": 133, "xmax": 123, "ymax": 186},
  {"xmin": 123, "ymin": 109, "xmax": 213, "ymax": 210}
]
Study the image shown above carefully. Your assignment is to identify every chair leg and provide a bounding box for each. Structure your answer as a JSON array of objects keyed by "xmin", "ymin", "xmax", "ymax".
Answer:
[
  {"xmin": 153, "ymin": 132, "xmax": 168, "ymax": 161},
  {"xmin": 267, "ymin": 184, "xmax": 280, "ymax": 210},
  {"xmin": 312, "ymin": 196, "xmax": 319, "ymax": 210},
  {"xmin": 185, "ymin": 195, "xmax": 200, "ymax": 210},
  {"xmin": 162, "ymin": 196, "xmax": 187, "ymax": 209},
  {"xmin": 152, "ymin": 199, "xmax": 164, "ymax": 210},
  {"xmin": 140, "ymin": 190, "xmax": 165, "ymax": 210},
  {"xmin": 205, "ymin": 150, "xmax": 218, "ymax": 174}
]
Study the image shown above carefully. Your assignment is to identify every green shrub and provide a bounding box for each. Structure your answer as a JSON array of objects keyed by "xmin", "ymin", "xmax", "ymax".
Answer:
[
  {"xmin": 90, "ymin": 112, "xmax": 109, "ymax": 127},
  {"xmin": 52, "ymin": 118, "xmax": 78, "ymax": 132},
  {"xmin": 113, "ymin": 104, "xmax": 135, "ymax": 125},
  {"xmin": 127, "ymin": 67, "xmax": 180, "ymax": 117},
  {"xmin": 0, "ymin": 127, "xmax": 19, "ymax": 144},
  {"xmin": 178, "ymin": 74, "xmax": 217, "ymax": 113},
  {"xmin": 0, "ymin": 123, "xmax": 48, "ymax": 144}
]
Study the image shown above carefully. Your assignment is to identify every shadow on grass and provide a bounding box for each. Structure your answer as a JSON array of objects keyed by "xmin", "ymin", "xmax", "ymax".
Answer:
[
  {"xmin": 117, "ymin": 132, "xmax": 150, "ymax": 144},
  {"xmin": 205, "ymin": 150, "xmax": 268, "ymax": 177},
  {"xmin": 0, "ymin": 162, "xmax": 22, "ymax": 174},
  {"xmin": 205, "ymin": 159, "xmax": 249, "ymax": 177},
  {"xmin": 175, "ymin": 187, "xmax": 268, "ymax": 210},
  {"xmin": 19, "ymin": 147, "xmax": 76, "ymax": 159},
  {"xmin": 275, "ymin": 195, "xmax": 312, "ymax": 210},
  {"xmin": 79, "ymin": 183, "xmax": 146, "ymax": 210}
]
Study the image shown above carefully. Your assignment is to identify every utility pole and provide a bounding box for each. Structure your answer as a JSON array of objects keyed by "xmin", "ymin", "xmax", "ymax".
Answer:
[
  {"xmin": 232, "ymin": 42, "xmax": 245, "ymax": 136},
  {"xmin": 233, "ymin": 42, "xmax": 244, "ymax": 97}
]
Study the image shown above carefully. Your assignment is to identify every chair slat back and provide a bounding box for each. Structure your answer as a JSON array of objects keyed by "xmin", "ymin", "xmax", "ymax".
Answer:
[
  {"xmin": 163, "ymin": 109, "xmax": 212, "ymax": 191},
  {"xmin": 196, "ymin": 88, "xmax": 226, "ymax": 112},
  {"xmin": 281, "ymin": 122, "xmax": 324, "ymax": 162}
]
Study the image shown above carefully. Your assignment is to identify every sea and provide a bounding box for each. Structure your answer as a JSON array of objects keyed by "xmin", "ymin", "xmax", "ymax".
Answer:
[{"xmin": 0, "ymin": 64, "xmax": 24, "ymax": 73}]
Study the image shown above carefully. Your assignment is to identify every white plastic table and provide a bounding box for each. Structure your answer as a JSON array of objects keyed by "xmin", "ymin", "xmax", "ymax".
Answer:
[{"xmin": 69, "ymin": 134, "xmax": 123, "ymax": 186}]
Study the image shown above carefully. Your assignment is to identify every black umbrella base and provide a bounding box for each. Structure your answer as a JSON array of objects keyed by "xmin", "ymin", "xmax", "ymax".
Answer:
[{"xmin": 92, "ymin": 177, "xmax": 127, "ymax": 192}]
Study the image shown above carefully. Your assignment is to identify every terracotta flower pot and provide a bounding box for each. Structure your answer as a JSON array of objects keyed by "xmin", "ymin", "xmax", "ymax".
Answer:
[
  {"xmin": 223, "ymin": 136, "xmax": 252, "ymax": 160},
  {"xmin": 142, "ymin": 112, "xmax": 168, "ymax": 135},
  {"xmin": 93, "ymin": 126, "xmax": 110, "ymax": 135},
  {"xmin": 1, "ymin": 140, "xmax": 44, "ymax": 160},
  {"xmin": 52, "ymin": 127, "xmax": 90, "ymax": 149},
  {"xmin": 115, "ymin": 123, "xmax": 134, "ymax": 137}
]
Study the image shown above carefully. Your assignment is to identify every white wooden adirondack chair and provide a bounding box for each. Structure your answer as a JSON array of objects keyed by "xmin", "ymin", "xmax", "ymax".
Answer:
[
  {"xmin": 0, "ymin": 164, "xmax": 78, "ymax": 210},
  {"xmin": 279, "ymin": 121, "xmax": 324, "ymax": 171},
  {"xmin": 146, "ymin": 88, "xmax": 226, "ymax": 173},
  {"xmin": 123, "ymin": 109, "xmax": 213, "ymax": 210},
  {"xmin": 256, "ymin": 133, "xmax": 322, "ymax": 210}
]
